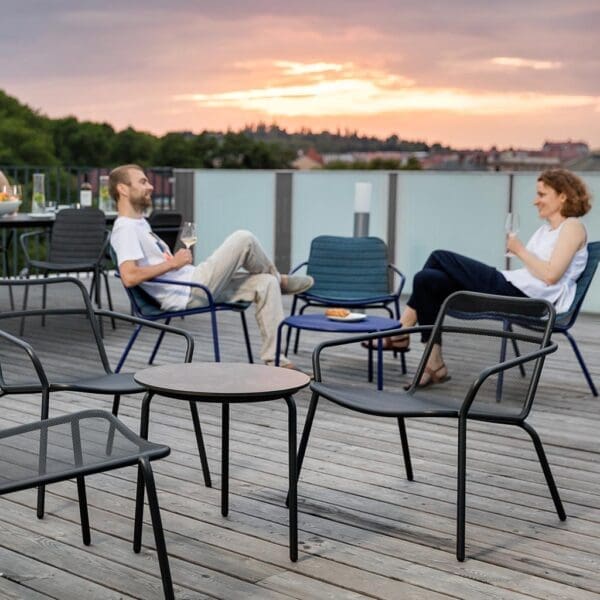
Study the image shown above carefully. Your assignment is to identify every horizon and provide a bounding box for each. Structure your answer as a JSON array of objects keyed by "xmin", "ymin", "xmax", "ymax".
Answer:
[{"xmin": 2, "ymin": 1, "xmax": 599, "ymax": 148}]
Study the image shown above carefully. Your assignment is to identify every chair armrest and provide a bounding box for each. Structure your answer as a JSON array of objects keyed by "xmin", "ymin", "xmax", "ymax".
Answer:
[
  {"xmin": 289, "ymin": 261, "xmax": 308, "ymax": 275},
  {"xmin": 311, "ymin": 325, "xmax": 432, "ymax": 382},
  {"xmin": 94, "ymin": 310, "xmax": 195, "ymax": 362},
  {"xmin": 459, "ymin": 341, "xmax": 558, "ymax": 417},
  {"xmin": 19, "ymin": 230, "xmax": 47, "ymax": 264},
  {"xmin": 388, "ymin": 264, "xmax": 406, "ymax": 296},
  {"xmin": 0, "ymin": 329, "xmax": 50, "ymax": 392}
]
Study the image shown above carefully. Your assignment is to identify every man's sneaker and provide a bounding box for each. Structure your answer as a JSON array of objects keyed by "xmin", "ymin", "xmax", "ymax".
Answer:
[{"xmin": 281, "ymin": 274, "xmax": 314, "ymax": 295}]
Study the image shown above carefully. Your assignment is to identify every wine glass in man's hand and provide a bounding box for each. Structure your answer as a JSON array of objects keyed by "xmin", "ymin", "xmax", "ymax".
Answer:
[{"xmin": 180, "ymin": 222, "xmax": 197, "ymax": 249}]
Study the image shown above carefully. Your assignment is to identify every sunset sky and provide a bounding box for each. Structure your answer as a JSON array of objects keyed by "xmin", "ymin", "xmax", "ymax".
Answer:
[{"xmin": 2, "ymin": 0, "xmax": 599, "ymax": 148}]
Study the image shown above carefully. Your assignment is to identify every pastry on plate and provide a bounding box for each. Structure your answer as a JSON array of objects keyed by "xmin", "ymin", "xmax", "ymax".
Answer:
[{"xmin": 325, "ymin": 308, "xmax": 350, "ymax": 318}]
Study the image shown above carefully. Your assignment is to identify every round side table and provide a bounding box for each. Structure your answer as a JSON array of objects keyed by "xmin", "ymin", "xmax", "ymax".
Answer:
[
  {"xmin": 276, "ymin": 313, "xmax": 405, "ymax": 389},
  {"xmin": 134, "ymin": 362, "xmax": 310, "ymax": 562}
]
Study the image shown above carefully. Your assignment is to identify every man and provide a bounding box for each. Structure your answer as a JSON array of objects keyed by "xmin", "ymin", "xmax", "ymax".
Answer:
[{"xmin": 109, "ymin": 164, "xmax": 313, "ymax": 366}]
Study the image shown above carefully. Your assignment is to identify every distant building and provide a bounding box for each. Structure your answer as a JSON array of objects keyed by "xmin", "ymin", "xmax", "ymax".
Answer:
[
  {"xmin": 322, "ymin": 150, "xmax": 428, "ymax": 166},
  {"xmin": 486, "ymin": 151, "xmax": 560, "ymax": 172},
  {"xmin": 542, "ymin": 141, "xmax": 589, "ymax": 162},
  {"xmin": 292, "ymin": 148, "xmax": 324, "ymax": 170}
]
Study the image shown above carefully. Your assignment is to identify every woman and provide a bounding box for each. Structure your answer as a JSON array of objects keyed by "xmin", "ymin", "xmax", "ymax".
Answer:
[{"xmin": 369, "ymin": 168, "xmax": 591, "ymax": 387}]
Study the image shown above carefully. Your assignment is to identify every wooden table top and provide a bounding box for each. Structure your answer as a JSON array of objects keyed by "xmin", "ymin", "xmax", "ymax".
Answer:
[{"xmin": 135, "ymin": 362, "xmax": 310, "ymax": 401}]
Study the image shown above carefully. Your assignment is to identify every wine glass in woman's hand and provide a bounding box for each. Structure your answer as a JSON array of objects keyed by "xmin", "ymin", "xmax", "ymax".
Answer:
[
  {"xmin": 180, "ymin": 222, "xmax": 197, "ymax": 249},
  {"xmin": 504, "ymin": 213, "xmax": 520, "ymax": 257}
]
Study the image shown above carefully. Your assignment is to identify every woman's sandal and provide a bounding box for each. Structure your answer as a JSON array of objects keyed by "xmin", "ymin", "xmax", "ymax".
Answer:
[
  {"xmin": 416, "ymin": 363, "xmax": 451, "ymax": 388},
  {"xmin": 361, "ymin": 334, "xmax": 410, "ymax": 352}
]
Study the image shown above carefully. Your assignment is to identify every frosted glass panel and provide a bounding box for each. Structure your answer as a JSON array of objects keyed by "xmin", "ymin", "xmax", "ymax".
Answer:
[
  {"xmin": 194, "ymin": 171, "xmax": 275, "ymax": 260},
  {"xmin": 291, "ymin": 172, "xmax": 389, "ymax": 268},
  {"xmin": 189, "ymin": 169, "xmax": 600, "ymax": 313},
  {"xmin": 396, "ymin": 173, "xmax": 509, "ymax": 293}
]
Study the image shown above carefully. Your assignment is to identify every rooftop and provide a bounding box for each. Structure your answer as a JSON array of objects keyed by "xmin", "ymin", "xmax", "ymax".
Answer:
[{"xmin": 0, "ymin": 278, "xmax": 598, "ymax": 599}]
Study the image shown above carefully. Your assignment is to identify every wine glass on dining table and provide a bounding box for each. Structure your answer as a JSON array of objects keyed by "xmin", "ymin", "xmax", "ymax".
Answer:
[
  {"xmin": 504, "ymin": 212, "xmax": 520, "ymax": 257},
  {"xmin": 180, "ymin": 221, "xmax": 197, "ymax": 249}
]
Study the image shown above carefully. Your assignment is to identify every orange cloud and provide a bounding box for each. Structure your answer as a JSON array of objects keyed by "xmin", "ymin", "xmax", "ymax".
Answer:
[
  {"xmin": 177, "ymin": 60, "xmax": 598, "ymax": 118},
  {"xmin": 491, "ymin": 57, "xmax": 563, "ymax": 70}
]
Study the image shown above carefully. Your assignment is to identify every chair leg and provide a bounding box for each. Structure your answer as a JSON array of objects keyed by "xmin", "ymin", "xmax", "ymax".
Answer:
[
  {"xmin": 456, "ymin": 416, "xmax": 467, "ymax": 561},
  {"xmin": 563, "ymin": 331, "xmax": 598, "ymax": 396},
  {"xmin": 36, "ymin": 389, "xmax": 50, "ymax": 519},
  {"xmin": 102, "ymin": 270, "xmax": 117, "ymax": 329},
  {"xmin": 76, "ymin": 476, "xmax": 91, "ymax": 546},
  {"xmin": 134, "ymin": 392, "xmax": 153, "ymax": 552},
  {"xmin": 92, "ymin": 270, "xmax": 105, "ymax": 339},
  {"xmin": 284, "ymin": 296, "xmax": 299, "ymax": 355},
  {"xmin": 105, "ymin": 395, "xmax": 121, "ymax": 456},
  {"xmin": 239, "ymin": 311, "xmax": 253, "ymax": 363},
  {"xmin": 286, "ymin": 391, "xmax": 319, "ymax": 507},
  {"xmin": 397, "ymin": 418, "xmax": 413, "ymax": 480},
  {"xmin": 506, "ymin": 323, "xmax": 526, "ymax": 377},
  {"xmin": 71, "ymin": 417, "xmax": 91, "ymax": 545},
  {"xmin": 210, "ymin": 310, "xmax": 221, "ymax": 362},
  {"xmin": 116, "ymin": 324, "xmax": 143, "ymax": 372},
  {"xmin": 284, "ymin": 395, "xmax": 298, "ymax": 562},
  {"xmin": 221, "ymin": 402, "xmax": 229, "ymax": 517},
  {"xmin": 189, "ymin": 401, "xmax": 212, "ymax": 487},
  {"xmin": 138, "ymin": 457, "xmax": 175, "ymax": 600},
  {"xmin": 149, "ymin": 328, "xmax": 168, "ymax": 364},
  {"xmin": 293, "ymin": 303, "xmax": 308, "ymax": 355},
  {"xmin": 41, "ymin": 277, "xmax": 47, "ymax": 328},
  {"xmin": 520, "ymin": 422, "xmax": 567, "ymax": 520},
  {"xmin": 19, "ymin": 274, "xmax": 30, "ymax": 336}
]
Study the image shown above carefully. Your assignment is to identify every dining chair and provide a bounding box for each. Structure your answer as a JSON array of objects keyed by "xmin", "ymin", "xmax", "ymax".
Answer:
[
  {"xmin": 294, "ymin": 291, "xmax": 564, "ymax": 561},
  {"xmin": 19, "ymin": 208, "xmax": 115, "ymax": 333},
  {"xmin": 0, "ymin": 400, "xmax": 175, "ymax": 598}
]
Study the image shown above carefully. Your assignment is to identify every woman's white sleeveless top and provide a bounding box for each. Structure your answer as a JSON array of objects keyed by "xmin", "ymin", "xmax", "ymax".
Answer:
[{"xmin": 501, "ymin": 219, "xmax": 588, "ymax": 313}]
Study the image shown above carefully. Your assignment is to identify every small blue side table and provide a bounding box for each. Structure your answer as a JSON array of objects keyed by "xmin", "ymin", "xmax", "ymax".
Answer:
[{"xmin": 275, "ymin": 314, "xmax": 405, "ymax": 389}]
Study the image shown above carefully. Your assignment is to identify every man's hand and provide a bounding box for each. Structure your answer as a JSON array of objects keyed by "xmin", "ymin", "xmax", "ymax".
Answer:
[{"xmin": 171, "ymin": 248, "xmax": 193, "ymax": 268}]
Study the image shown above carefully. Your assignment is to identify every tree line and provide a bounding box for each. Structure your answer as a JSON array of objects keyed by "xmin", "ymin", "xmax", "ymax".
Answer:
[{"xmin": 0, "ymin": 90, "xmax": 435, "ymax": 169}]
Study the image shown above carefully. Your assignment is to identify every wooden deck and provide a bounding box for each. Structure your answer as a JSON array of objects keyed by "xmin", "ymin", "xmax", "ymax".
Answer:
[{"xmin": 0, "ymin": 277, "xmax": 598, "ymax": 600}]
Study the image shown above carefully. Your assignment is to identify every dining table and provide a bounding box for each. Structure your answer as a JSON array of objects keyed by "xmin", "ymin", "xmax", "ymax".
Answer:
[{"xmin": 0, "ymin": 211, "xmax": 117, "ymax": 277}]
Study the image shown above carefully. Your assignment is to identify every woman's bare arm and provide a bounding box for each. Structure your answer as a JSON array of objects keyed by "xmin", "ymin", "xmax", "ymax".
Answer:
[{"xmin": 507, "ymin": 219, "xmax": 586, "ymax": 285}]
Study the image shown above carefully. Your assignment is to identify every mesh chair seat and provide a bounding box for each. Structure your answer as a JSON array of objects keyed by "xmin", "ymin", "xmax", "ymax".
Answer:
[
  {"xmin": 0, "ymin": 408, "xmax": 175, "ymax": 598},
  {"xmin": 51, "ymin": 372, "xmax": 142, "ymax": 394},
  {"xmin": 0, "ymin": 409, "xmax": 169, "ymax": 493}
]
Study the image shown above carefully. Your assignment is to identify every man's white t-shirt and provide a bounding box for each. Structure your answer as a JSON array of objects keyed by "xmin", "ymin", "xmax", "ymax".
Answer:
[{"xmin": 111, "ymin": 216, "xmax": 194, "ymax": 311}]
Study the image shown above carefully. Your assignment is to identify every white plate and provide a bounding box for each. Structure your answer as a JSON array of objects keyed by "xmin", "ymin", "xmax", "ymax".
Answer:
[
  {"xmin": 27, "ymin": 213, "xmax": 53, "ymax": 218},
  {"xmin": 327, "ymin": 312, "xmax": 367, "ymax": 322}
]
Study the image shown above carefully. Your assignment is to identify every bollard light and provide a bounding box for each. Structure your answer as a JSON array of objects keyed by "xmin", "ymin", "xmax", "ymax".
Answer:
[{"xmin": 353, "ymin": 182, "xmax": 371, "ymax": 237}]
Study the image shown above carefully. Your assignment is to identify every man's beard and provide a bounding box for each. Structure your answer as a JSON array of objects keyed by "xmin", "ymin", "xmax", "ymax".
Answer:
[{"xmin": 130, "ymin": 191, "xmax": 152, "ymax": 212}]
